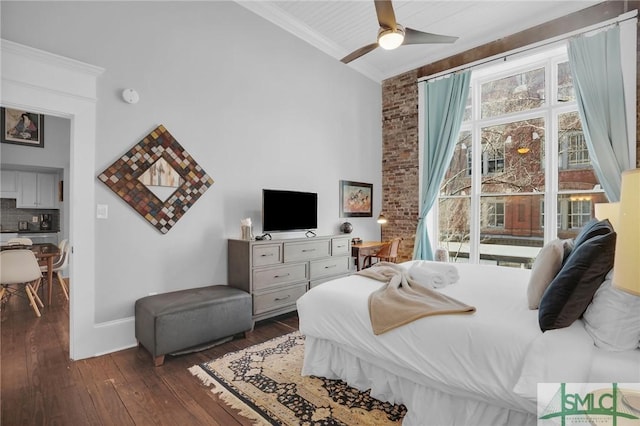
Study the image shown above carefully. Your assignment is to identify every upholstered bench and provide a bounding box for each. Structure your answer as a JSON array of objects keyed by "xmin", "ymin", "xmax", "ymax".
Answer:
[{"xmin": 135, "ymin": 285, "xmax": 252, "ymax": 366}]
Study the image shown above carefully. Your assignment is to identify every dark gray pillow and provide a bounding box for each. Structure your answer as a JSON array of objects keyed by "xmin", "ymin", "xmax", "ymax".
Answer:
[
  {"xmin": 538, "ymin": 231, "xmax": 616, "ymax": 332},
  {"xmin": 571, "ymin": 218, "xmax": 613, "ymax": 253}
]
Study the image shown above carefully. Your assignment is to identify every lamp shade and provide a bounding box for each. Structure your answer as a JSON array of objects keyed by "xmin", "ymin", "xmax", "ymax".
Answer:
[
  {"xmin": 377, "ymin": 213, "xmax": 388, "ymax": 224},
  {"xmin": 612, "ymin": 169, "xmax": 640, "ymax": 296},
  {"xmin": 594, "ymin": 202, "xmax": 620, "ymax": 231}
]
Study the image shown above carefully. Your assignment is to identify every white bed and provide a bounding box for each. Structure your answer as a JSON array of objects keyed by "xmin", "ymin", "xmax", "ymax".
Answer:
[{"xmin": 296, "ymin": 260, "xmax": 640, "ymax": 426}]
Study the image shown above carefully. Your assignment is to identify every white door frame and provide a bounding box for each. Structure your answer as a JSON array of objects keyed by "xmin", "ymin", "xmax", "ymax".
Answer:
[{"xmin": 1, "ymin": 39, "xmax": 102, "ymax": 359}]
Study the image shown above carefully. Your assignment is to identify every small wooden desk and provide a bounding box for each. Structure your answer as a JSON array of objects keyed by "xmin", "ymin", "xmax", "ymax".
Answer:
[
  {"xmin": 351, "ymin": 241, "xmax": 385, "ymax": 271},
  {"xmin": 1, "ymin": 243, "xmax": 60, "ymax": 306}
]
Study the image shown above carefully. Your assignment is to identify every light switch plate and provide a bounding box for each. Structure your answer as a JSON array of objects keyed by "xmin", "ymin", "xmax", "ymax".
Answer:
[{"xmin": 96, "ymin": 204, "xmax": 108, "ymax": 219}]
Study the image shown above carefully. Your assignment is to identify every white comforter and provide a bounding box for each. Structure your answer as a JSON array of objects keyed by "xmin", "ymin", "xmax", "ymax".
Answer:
[{"xmin": 297, "ymin": 261, "xmax": 640, "ymax": 416}]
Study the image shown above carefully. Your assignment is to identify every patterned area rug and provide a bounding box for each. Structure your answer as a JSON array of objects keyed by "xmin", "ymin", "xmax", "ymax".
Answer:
[{"xmin": 189, "ymin": 331, "xmax": 406, "ymax": 425}]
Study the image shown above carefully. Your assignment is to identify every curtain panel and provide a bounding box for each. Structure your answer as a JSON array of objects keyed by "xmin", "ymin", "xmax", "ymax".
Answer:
[
  {"xmin": 414, "ymin": 71, "xmax": 471, "ymax": 260},
  {"xmin": 568, "ymin": 26, "xmax": 632, "ymax": 202}
]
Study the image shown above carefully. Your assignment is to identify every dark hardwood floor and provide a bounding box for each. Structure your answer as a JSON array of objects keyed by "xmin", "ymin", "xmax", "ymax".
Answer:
[{"xmin": 1, "ymin": 281, "xmax": 299, "ymax": 425}]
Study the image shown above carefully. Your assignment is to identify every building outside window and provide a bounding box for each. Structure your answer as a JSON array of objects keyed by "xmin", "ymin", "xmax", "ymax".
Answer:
[{"xmin": 559, "ymin": 131, "xmax": 590, "ymax": 169}]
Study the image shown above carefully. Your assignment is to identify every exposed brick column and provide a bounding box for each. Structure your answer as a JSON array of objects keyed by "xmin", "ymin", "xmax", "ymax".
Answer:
[{"xmin": 381, "ymin": 70, "xmax": 420, "ymax": 262}]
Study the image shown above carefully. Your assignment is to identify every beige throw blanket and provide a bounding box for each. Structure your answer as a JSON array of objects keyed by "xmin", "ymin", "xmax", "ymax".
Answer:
[{"xmin": 357, "ymin": 262, "xmax": 476, "ymax": 335}]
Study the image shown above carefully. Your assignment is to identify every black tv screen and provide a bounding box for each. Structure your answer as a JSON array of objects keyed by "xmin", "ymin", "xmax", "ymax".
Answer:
[{"xmin": 262, "ymin": 189, "xmax": 318, "ymax": 232}]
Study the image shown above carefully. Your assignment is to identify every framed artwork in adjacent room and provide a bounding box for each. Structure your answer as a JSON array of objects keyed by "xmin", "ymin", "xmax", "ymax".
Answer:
[
  {"xmin": 340, "ymin": 180, "xmax": 373, "ymax": 218},
  {"xmin": 0, "ymin": 107, "xmax": 45, "ymax": 148}
]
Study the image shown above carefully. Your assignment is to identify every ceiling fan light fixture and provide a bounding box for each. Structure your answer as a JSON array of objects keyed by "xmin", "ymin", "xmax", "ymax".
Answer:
[{"xmin": 378, "ymin": 26, "xmax": 405, "ymax": 50}]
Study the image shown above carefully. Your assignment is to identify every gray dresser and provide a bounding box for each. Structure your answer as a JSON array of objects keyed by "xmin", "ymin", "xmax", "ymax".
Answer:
[{"xmin": 228, "ymin": 235, "xmax": 352, "ymax": 321}]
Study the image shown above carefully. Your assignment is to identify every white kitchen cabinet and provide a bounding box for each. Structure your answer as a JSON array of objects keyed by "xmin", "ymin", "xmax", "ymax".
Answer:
[
  {"xmin": 0, "ymin": 170, "xmax": 19, "ymax": 199},
  {"xmin": 17, "ymin": 172, "xmax": 58, "ymax": 209}
]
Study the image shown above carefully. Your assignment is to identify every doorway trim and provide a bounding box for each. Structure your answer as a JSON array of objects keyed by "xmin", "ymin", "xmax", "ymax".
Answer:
[{"xmin": 1, "ymin": 39, "xmax": 103, "ymax": 359}]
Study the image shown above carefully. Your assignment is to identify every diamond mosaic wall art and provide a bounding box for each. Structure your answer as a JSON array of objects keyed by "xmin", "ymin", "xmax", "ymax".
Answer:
[{"xmin": 98, "ymin": 125, "xmax": 214, "ymax": 234}]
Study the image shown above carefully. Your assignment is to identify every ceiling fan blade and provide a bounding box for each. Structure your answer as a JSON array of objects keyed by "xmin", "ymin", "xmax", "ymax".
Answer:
[
  {"xmin": 374, "ymin": 0, "xmax": 397, "ymax": 30},
  {"xmin": 341, "ymin": 43, "xmax": 379, "ymax": 64},
  {"xmin": 403, "ymin": 27, "xmax": 458, "ymax": 45}
]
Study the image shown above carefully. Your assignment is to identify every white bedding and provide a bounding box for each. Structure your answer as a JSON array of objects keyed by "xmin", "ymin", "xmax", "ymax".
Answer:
[{"xmin": 296, "ymin": 260, "xmax": 640, "ymax": 425}]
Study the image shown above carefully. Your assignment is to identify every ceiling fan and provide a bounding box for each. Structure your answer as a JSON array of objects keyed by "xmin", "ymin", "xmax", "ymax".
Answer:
[{"xmin": 341, "ymin": 0, "xmax": 458, "ymax": 64}]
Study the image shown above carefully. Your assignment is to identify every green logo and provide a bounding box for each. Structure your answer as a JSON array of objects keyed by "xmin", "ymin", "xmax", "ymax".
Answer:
[{"xmin": 539, "ymin": 383, "xmax": 640, "ymax": 425}]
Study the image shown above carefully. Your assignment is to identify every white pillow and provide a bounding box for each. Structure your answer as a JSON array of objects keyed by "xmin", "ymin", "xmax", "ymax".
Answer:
[
  {"xmin": 583, "ymin": 270, "xmax": 640, "ymax": 351},
  {"xmin": 527, "ymin": 239, "xmax": 565, "ymax": 310}
]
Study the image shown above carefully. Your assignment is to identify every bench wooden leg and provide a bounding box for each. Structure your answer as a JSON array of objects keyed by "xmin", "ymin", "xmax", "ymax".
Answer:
[{"xmin": 154, "ymin": 355, "xmax": 165, "ymax": 367}]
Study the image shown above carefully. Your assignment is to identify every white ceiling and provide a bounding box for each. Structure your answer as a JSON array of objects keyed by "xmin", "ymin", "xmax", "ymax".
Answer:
[{"xmin": 236, "ymin": 0, "xmax": 603, "ymax": 82}]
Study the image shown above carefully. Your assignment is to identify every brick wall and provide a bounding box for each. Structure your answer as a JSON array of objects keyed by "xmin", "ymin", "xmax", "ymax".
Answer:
[
  {"xmin": 381, "ymin": 70, "xmax": 420, "ymax": 261},
  {"xmin": 381, "ymin": 5, "xmax": 640, "ymax": 262}
]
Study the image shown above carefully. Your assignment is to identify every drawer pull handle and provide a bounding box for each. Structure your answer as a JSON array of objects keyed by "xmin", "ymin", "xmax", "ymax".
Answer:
[
  {"xmin": 274, "ymin": 273, "xmax": 290, "ymax": 278},
  {"xmin": 336, "ymin": 245, "xmax": 345, "ymax": 248},
  {"xmin": 261, "ymin": 253, "xmax": 274, "ymax": 257},
  {"xmin": 324, "ymin": 265, "xmax": 336, "ymax": 269},
  {"xmin": 274, "ymin": 295, "xmax": 291, "ymax": 301},
  {"xmin": 302, "ymin": 249, "xmax": 316, "ymax": 252}
]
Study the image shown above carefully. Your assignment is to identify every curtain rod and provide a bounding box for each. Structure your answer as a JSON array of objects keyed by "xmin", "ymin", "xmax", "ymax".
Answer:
[{"xmin": 419, "ymin": 10, "xmax": 638, "ymax": 83}]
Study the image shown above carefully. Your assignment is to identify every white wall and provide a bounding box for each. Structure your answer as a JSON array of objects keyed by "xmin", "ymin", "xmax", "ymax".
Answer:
[{"xmin": 1, "ymin": 1, "xmax": 382, "ymax": 339}]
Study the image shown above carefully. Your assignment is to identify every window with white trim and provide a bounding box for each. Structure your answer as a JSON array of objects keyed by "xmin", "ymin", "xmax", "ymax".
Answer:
[{"xmin": 436, "ymin": 45, "xmax": 611, "ymax": 267}]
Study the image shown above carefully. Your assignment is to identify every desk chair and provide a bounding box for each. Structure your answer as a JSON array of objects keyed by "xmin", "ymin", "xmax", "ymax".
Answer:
[
  {"xmin": 0, "ymin": 249, "xmax": 45, "ymax": 317},
  {"xmin": 363, "ymin": 237, "xmax": 402, "ymax": 268}
]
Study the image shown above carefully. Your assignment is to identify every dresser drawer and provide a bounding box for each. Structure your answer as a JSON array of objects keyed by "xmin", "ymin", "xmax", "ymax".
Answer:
[
  {"xmin": 253, "ymin": 262, "xmax": 307, "ymax": 291},
  {"xmin": 310, "ymin": 256, "xmax": 351, "ymax": 280},
  {"xmin": 253, "ymin": 283, "xmax": 307, "ymax": 316},
  {"xmin": 252, "ymin": 243, "xmax": 282, "ymax": 267},
  {"xmin": 331, "ymin": 237, "xmax": 350, "ymax": 256},
  {"xmin": 284, "ymin": 240, "xmax": 330, "ymax": 262}
]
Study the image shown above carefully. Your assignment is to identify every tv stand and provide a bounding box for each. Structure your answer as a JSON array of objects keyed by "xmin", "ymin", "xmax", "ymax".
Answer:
[
  {"xmin": 228, "ymin": 235, "xmax": 353, "ymax": 322},
  {"xmin": 305, "ymin": 230, "xmax": 316, "ymax": 238}
]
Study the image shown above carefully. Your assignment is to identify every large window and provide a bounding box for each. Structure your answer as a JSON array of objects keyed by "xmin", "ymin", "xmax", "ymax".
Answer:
[{"xmin": 437, "ymin": 46, "xmax": 607, "ymax": 268}]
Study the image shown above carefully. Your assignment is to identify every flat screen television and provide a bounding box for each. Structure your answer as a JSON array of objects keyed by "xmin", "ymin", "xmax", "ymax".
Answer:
[{"xmin": 262, "ymin": 189, "xmax": 318, "ymax": 233}]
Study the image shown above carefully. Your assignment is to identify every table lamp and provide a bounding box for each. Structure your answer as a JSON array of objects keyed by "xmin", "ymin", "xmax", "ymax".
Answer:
[
  {"xmin": 377, "ymin": 213, "xmax": 387, "ymax": 241},
  {"xmin": 612, "ymin": 169, "xmax": 640, "ymax": 296},
  {"xmin": 594, "ymin": 202, "xmax": 620, "ymax": 231}
]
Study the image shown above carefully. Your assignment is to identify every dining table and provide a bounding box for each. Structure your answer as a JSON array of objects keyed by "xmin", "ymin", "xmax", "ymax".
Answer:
[
  {"xmin": 1, "ymin": 243, "xmax": 60, "ymax": 306},
  {"xmin": 351, "ymin": 241, "xmax": 385, "ymax": 271}
]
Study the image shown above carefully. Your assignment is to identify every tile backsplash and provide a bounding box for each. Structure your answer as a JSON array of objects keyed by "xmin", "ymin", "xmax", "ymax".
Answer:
[{"xmin": 0, "ymin": 198, "xmax": 59, "ymax": 232}]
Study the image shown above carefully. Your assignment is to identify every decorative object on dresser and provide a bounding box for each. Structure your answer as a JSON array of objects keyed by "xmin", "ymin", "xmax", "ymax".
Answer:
[
  {"xmin": 97, "ymin": 125, "xmax": 214, "ymax": 234},
  {"xmin": 339, "ymin": 180, "xmax": 373, "ymax": 217},
  {"xmin": 0, "ymin": 107, "xmax": 44, "ymax": 148},
  {"xmin": 339, "ymin": 221, "xmax": 353, "ymax": 233},
  {"xmin": 228, "ymin": 235, "xmax": 352, "ymax": 322}
]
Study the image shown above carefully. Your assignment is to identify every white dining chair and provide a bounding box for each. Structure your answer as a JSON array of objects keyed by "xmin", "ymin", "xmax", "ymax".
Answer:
[
  {"xmin": 38, "ymin": 239, "xmax": 69, "ymax": 300},
  {"xmin": 7, "ymin": 237, "xmax": 33, "ymax": 246},
  {"xmin": 0, "ymin": 249, "xmax": 45, "ymax": 317}
]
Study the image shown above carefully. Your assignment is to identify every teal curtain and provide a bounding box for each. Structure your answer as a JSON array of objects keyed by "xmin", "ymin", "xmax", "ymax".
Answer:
[
  {"xmin": 413, "ymin": 71, "xmax": 471, "ymax": 260},
  {"xmin": 568, "ymin": 26, "xmax": 631, "ymax": 202}
]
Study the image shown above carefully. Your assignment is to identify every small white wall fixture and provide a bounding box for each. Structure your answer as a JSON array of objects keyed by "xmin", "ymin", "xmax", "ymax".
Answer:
[{"xmin": 1, "ymin": 39, "xmax": 104, "ymax": 360}]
